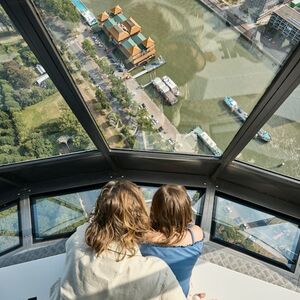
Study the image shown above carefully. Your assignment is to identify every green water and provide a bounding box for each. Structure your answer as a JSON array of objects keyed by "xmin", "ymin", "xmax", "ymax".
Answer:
[{"xmin": 83, "ymin": 0, "xmax": 299, "ymax": 179}]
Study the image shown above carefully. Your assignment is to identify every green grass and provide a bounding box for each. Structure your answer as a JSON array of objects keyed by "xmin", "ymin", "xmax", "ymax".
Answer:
[{"xmin": 18, "ymin": 92, "xmax": 64, "ymax": 132}]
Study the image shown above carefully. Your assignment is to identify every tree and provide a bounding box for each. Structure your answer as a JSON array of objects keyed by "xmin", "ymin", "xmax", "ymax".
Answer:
[
  {"xmin": 0, "ymin": 144, "xmax": 18, "ymax": 155},
  {"xmin": 74, "ymin": 60, "xmax": 81, "ymax": 70},
  {"xmin": 82, "ymin": 39, "xmax": 96, "ymax": 58},
  {"xmin": 136, "ymin": 108, "xmax": 153, "ymax": 131},
  {"xmin": 19, "ymin": 47, "xmax": 38, "ymax": 66},
  {"xmin": 36, "ymin": 0, "xmax": 80, "ymax": 23},
  {"xmin": 95, "ymin": 88, "xmax": 107, "ymax": 102},
  {"xmin": 81, "ymin": 70, "xmax": 89, "ymax": 79},
  {"xmin": 20, "ymin": 132, "xmax": 54, "ymax": 158},
  {"xmin": 0, "ymin": 135, "xmax": 14, "ymax": 146},
  {"xmin": 59, "ymin": 41, "xmax": 68, "ymax": 54},
  {"xmin": 126, "ymin": 135, "xmax": 135, "ymax": 148},
  {"xmin": 0, "ymin": 111, "xmax": 11, "ymax": 129},
  {"xmin": 2, "ymin": 61, "xmax": 33, "ymax": 89},
  {"xmin": 58, "ymin": 104, "xmax": 90, "ymax": 150},
  {"xmin": 94, "ymin": 103, "xmax": 103, "ymax": 111}
]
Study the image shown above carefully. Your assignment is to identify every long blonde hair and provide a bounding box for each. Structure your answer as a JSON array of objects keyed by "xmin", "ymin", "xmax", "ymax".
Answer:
[
  {"xmin": 85, "ymin": 180, "xmax": 149, "ymax": 258},
  {"xmin": 150, "ymin": 184, "xmax": 192, "ymax": 245}
]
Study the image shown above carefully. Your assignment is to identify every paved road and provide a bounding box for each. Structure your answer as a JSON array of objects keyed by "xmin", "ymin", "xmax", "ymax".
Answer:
[{"xmin": 125, "ymin": 78, "xmax": 195, "ymax": 153}]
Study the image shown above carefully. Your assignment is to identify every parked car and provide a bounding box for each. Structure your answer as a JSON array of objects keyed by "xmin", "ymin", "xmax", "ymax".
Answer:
[
  {"xmin": 247, "ymin": 235, "xmax": 256, "ymax": 243},
  {"xmin": 239, "ymin": 223, "xmax": 249, "ymax": 231},
  {"xmin": 168, "ymin": 138, "xmax": 175, "ymax": 146}
]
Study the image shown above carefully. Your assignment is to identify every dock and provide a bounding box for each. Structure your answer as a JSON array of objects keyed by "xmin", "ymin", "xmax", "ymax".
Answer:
[
  {"xmin": 192, "ymin": 127, "xmax": 223, "ymax": 156},
  {"xmin": 141, "ymin": 81, "xmax": 153, "ymax": 89},
  {"xmin": 132, "ymin": 56, "xmax": 166, "ymax": 79}
]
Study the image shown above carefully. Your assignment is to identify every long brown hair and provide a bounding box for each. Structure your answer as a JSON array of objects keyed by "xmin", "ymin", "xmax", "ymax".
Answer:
[
  {"xmin": 150, "ymin": 184, "xmax": 192, "ymax": 245},
  {"xmin": 85, "ymin": 180, "xmax": 149, "ymax": 258}
]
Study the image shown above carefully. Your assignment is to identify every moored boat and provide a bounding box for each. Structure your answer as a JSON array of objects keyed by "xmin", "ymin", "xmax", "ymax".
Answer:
[
  {"xmin": 152, "ymin": 77, "xmax": 177, "ymax": 105},
  {"xmin": 224, "ymin": 96, "xmax": 271, "ymax": 142},
  {"xmin": 162, "ymin": 75, "xmax": 180, "ymax": 96}
]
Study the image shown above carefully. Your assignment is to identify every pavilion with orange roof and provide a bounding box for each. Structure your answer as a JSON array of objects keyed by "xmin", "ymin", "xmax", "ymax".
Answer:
[{"xmin": 98, "ymin": 5, "xmax": 156, "ymax": 66}]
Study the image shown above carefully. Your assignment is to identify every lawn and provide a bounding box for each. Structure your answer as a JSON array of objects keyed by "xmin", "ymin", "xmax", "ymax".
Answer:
[{"xmin": 17, "ymin": 92, "xmax": 64, "ymax": 133}]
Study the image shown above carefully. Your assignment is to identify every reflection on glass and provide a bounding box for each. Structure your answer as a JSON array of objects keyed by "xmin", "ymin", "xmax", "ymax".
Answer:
[
  {"xmin": 212, "ymin": 195, "xmax": 300, "ymax": 271},
  {"xmin": 238, "ymin": 85, "xmax": 300, "ymax": 179},
  {"xmin": 31, "ymin": 188, "xmax": 100, "ymax": 239},
  {"xmin": 0, "ymin": 5, "xmax": 95, "ymax": 166},
  {"xmin": 0, "ymin": 204, "xmax": 21, "ymax": 255},
  {"xmin": 34, "ymin": 0, "xmax": 298, "ymax": 155},
  {"xmin": 141, "ymin": 185, "xmax": 205, "ymax": 222}
]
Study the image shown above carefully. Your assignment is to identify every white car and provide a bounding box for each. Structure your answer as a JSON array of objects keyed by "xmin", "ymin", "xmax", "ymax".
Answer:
[
  {"xmin": 168, "ymin": 138, "xmax": 175, "ymax": 146},
  {"xmin": 247, "ymin": 235, "xmax": 256, "ymax": 243}
]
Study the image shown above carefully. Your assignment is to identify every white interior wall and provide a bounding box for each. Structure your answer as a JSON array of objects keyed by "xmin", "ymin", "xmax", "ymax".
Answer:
[{"xmin": 0, "ymin": 254, "xmax": 299, "ymax": 300}]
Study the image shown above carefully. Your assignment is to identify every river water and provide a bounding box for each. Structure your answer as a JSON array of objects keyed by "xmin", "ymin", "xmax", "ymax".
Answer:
[{"xmin": 83, "ymin": 0, "xmax": 299, "ymax": 179}]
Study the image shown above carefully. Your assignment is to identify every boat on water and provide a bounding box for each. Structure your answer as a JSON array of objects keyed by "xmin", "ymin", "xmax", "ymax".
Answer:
[
  {"xmin": 71, "ymin": 0, "xmax": 98, "ymax": 26},
  {"xmin": 143, "ymin": 56, "xmax": 166, "ymax": 72},
  {"xmin": 224, "ymin": 96, "xmax": 271, "ymax": 142},
  {"xmin": 162, "ymin": 75, "xmax": 180, "ymax": 96},
  {"xmin": 152, "ymin": 77, "xmax": 177, "ymax": 105},
  {"xmin": 192, "ymin": 126, "xmax": 223, "ymax": 156}
]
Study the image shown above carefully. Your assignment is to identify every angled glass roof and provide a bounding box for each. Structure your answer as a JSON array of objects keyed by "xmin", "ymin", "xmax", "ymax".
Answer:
[
  {"xmin": 0, "ymin": 5, "xmax": 96, "ymax": 166},
  {"xmin": 238, "ymin": 84, "xmax": 300, "ymax": 180},
  {"xmin": 33, "ymin": 0, "xmax": 298, "ymax": 157}
]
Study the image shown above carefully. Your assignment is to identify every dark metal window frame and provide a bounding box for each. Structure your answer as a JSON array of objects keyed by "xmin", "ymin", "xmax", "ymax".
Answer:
[
  {"xmin": 210, "ymin": 191, "xmax": 300, "ymax": 272},
  {"xmin": 0, "ymin": 201, "xmax": 23, "ymax": 257},
  {"xmin": 0, "ymin": 0, "xmax": 298, "ymax": 185}
]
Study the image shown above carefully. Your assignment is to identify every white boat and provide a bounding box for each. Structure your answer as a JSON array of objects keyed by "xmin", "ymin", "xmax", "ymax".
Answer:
[
  {"xmin": 162, "ymin": 75, "xmax": 180, "ymax": 96},
  {"xmin": 152, "ymin": 77, "xmax": 177, "ymax": 105}
]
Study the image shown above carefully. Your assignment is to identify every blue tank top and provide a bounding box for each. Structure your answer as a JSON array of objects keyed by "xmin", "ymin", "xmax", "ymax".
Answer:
[{"xmin": 140, "ymin": 228, "xmax": 204, "ymax": 297}]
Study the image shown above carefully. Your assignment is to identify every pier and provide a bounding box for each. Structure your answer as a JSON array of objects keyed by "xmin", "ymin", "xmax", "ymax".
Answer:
[
  {"xmin": 141, "ymin": 81, "xmax": 153, "ymax": 89},
  {"xmin": 132, "ymin": 56, "xmax": 166, "ymax": 79},
  {"xmin": 71, "ymin": 0, "xmax": 98, "ymax": 26},
  {"xmin": 192, "ymin": 127, "xmax": 223, "ymax": 156}
]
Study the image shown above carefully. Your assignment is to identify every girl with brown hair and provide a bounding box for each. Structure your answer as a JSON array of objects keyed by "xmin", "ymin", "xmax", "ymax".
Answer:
[
  {"xmin": 50, "ymin": 180, "xmax": 201, "ymax": 300},
  {"xmin": 140, "ymin": 184, "xmax": 204, "ymax": 297}
]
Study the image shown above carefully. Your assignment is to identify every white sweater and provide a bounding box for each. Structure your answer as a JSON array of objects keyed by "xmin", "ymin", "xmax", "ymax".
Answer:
[{"xmin": 49, "ymin": 223, "xmax": 197, "ymax": 300}]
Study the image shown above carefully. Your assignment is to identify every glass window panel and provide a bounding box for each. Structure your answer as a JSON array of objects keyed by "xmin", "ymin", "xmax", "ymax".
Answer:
[
  {"xmin": 238, "ymin": 85, "xmax": 300, "ymax": 179},
  {"xmin": 141, "ymin": 185, "xmax": 205, "ymax": 222},
  {"xmin": 33, "ymin": 0, "xmax": 298, "ymax": 156},
  {"xmin": 0, "ymin": 5, "xmax": 95, "ymax": 166},
  {"xmin": 31, "ymin": 188, "xmax": 100, "ymax": 240},
  {"xmin": 0, "ymin": 203, "xmax": 21, "ymax": 255},
  {"xmin": 211, "ymin": 194, "xmax": 300, "ymax": 271},
  {"xmin": 31, "ymin": 184, "xmax": 205, "ymax": 240}
]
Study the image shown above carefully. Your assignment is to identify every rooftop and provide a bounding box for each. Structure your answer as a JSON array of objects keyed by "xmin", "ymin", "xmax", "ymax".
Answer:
[
  {"xmin": 103, "ymin": 17, "xmax": 117, "ymax": 28},
  {"xmin": 274, "ymin": 5, "xmax": 300, "ymax": 30},
  {"xmin": 131, "ymin": 32, "xmax": 146, "ymax": 45},
  {"xmin": 121, "ymin": 37, "xmax": 137, "ymax": 49},
  {"xmin": 98, "ymin": 11, "xmax": 109, "ymax": 22},
  {"xmin": 114, "ymin": 13, "xmax": 127, "ymax": 23},
  {"xmin": 111, "ymin": 5, "xmax": 123, "ymax": 15}
]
